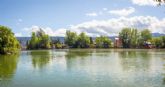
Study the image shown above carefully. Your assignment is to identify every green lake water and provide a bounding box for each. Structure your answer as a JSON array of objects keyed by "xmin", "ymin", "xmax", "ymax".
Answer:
[{"xmin": 0, "ymin": 49, "xmax": 165, "ymax": 87}]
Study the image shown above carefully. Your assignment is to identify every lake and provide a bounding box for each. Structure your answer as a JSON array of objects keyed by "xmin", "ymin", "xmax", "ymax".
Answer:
[{"xmin": 0, "ymin": 49, "xmax": 165, "ymax": 87}]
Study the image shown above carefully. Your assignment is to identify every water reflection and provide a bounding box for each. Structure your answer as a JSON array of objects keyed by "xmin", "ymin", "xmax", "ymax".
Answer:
[
  {"xmin": 30, "ymin": 50, "xmax": 52, "ymax": 69},
  {"xmin": 162, "ymin": 58, "xmax": 165, "ymax": 85},
  {"xmin": 0, "ymin": 54, "xmax": 20, "ymax": 87},
  {"xmin": 0, "ymin": 54, "xmax": 19, "ymax": 80},
  {"xmin": 0, "ymin": 49, "xmax": 165, "ymax": 87},
  {"xmin": 118, "ymin": 50, "xmax": 151, "ymax": 71},
  {"xmin": 65, "ymin": 49, "xmax": 91, "ymax": 59}
]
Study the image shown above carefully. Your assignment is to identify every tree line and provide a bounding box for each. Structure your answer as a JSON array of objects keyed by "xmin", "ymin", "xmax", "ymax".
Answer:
[
  {"xmin": 27, "ymin": 30, "xmax": 112, "ymax": 49},
  {"xmin": 1, "ymin": 25, "xmax": 165, "ymax": 55},
  {"xmin": 64, "ymin": 30, "xmax": 112, "ymax": 48},
  {"xmin": 27, "ymin": 28, "xmax": 165, "ymax": 49},
  {"xmin": 119, "ymin": 28, "xmax": 165, "ymax": 48}
]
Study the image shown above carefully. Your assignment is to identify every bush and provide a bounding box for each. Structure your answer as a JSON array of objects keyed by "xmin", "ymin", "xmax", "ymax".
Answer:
[{"xmin": 0, "ymin": 25, "xmax": 20, "ymax": 54}]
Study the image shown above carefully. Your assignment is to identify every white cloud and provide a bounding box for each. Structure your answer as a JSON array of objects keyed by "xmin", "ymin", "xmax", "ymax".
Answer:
[
  {"xmin": 103, "ymin": 8, "xmax": 108, "ymax": 11},
  {"xmin": 23, "ymin": 16, "xmax": 165, "ymax": 37},
  {"xmin": 131, "ymin": 0, "xmax": 160, "ymax": 6},
  {"xmin": 109, "ymin": 7, "xmax": 135, "ymax": 16},
  {"xmin": 15, "ymin": 33, "xmax": 23, "ymax": 37},
  {"xmin": 23, "ymin": 26, "xmax": 67, "ymax": 37},
  {"xmin": 86, "ymin": 12, "xmax": 98, "ymax": 17}
]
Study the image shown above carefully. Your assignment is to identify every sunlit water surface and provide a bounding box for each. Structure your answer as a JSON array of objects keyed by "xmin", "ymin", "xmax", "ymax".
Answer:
[{"xmin": 0, "ymin": 49, "xmax": 165, "ymax": 87}]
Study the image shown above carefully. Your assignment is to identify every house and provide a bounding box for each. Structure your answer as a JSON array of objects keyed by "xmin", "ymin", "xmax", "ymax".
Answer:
[{"xmin": 114, "ymin": 37, "xmax": 122, "ymax": 48}]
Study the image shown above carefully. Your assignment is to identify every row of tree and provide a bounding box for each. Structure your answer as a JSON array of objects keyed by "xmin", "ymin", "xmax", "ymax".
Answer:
[
  {"xmin": 65, "ymin": 30, "xmax": 112, "ymax": 48},
  {"xmin": 1, "ymin": 25, "xmax": 165, "ymax": 55},
  {"xmin": 27, "ymin": 28, "xmax": 165, "ymax": 49},
  {"xmin": 119, "ymin": 28, "xmax": 165, "ymax": 48},
  {"xmin": 27, "ymin": 30, "xmax": 113, "ymax": 49}
]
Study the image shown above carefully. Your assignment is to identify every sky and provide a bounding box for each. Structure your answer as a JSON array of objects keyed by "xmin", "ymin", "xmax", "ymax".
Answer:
[{"xmin": 0, "ymin": 0, "xmax": 165, "ymax": 37}]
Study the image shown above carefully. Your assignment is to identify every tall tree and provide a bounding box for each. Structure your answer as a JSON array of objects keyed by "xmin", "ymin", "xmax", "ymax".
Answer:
[
  {"xmin": 161, "ymin": 36, "xmax": 165, "ymax": 48},
  {"xmin": 89, "ymin": 37, "xmax": 93, "ymax": 44},
  {"xmin": 119, "ymin": 28, "xmax": 132, "ymax": 48},
  {"xmin": 28, "ymin": 32, "xmax": 39, "ymax": 49},
  {"xmin": 65, "ymin": 30, "xmax": 78, "ymax": 48},
  {"xmin": 139, "ymin": 29, "xmax": 152, "ymax": 46},
  {"xmin": 130, "ymin": 29, "xmax": 139, "ymax": 48},
  {"xmin": 77, "ymin": 32, "xmax": 90, "ymax": 48},
  {"xmin": 0, "ymin": 25, "xmax": 20, "ymax": 54}
]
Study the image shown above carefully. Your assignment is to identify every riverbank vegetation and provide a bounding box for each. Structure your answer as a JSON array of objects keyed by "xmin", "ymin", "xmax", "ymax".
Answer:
[
  {"xmin": 65, "ymin": 30, "xmax": 112, "ymax": 48},
  {"xmin": 26, "ymin": 27, "xmax": 165, "ymax": 49},
  {"xmin": 1, "ymin": 25, "xmax": 165, "ymax": 51},
  {"xmin": 119, "ymin": 28, "xmax": 165, "ymax": 48},
  {"xmin": 27, "ymin": 29, "xmax": 51, "ymax": 49},
  {"xmin": 0, "ymin": 25, "xmax": 20, "ymax": 54}
]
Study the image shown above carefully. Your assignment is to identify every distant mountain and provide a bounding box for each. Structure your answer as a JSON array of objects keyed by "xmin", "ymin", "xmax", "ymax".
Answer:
[{"xmin": 152, "ymin": 33, "xmax": 165, "ymax": 37}]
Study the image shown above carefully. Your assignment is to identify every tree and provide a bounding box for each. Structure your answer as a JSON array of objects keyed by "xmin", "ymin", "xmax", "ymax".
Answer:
[
  {"xmin": 95, "ymin": 36, "xmax": 112, "ymax": 48},
  {"xmin": 161, "ymin": 36, "xmax": 165, "ymax": 48},
  {"xmin": 140, "ymin": 29, "xmax": 152, "ymax": 42},
  {"xmin": 27, "ymin": 28, "xmax": 51, "ymax": 49},
  {"xmin": 130, "ymin": 29, "xmax": 139, "ymax": 48},
  {"xmin": 39, "ymin": 34, "xmax": 51, "ymax": 49},
  {"xmin": 65, "ymin": 30, "xmax": 78, "ymax": 48},
  {"xmin": 119, "ymin": 28, "xmax": 132, "ymax": 48},
  {"xmin": 90, "ymin": 37, "xmax": 93, "ymax": 44},
  {"xmin": 152, "ymin": 37, "xmax": 162, "ymax": 48},
  {"xmin": 76, "ymin": 32, "xmax": 90, "ymax": 48},
  {"xmin": 139, "ymin": 29, "xmax": 152, "ymax": 47},
  {"xmin": 28, "ymin": 32, "xmax": 39, "ymax": 49},
  {"xmin": 0, "ymin": 25, "xmax": 20, "ymax": 54}
]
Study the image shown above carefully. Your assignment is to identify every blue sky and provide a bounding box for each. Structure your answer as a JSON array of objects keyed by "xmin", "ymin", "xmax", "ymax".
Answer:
[{"xmin": 0, "ymin": 0, "xmax": 165, "ymax": 37}]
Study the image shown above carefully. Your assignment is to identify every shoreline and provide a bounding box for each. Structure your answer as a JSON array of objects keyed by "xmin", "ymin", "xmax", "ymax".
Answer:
[{"xmin": 21, "ymin": 48, "xmax": 165, "ymax": 51}]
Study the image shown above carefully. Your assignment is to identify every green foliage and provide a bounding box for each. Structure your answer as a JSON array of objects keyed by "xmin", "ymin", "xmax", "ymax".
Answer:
[
  {"xmin": 119, "ymin": 28, "xmax": 132, "ymax": 48},
  {"xmin": 140, "ymin": 29, "xmax": 152, "ymax": 42},
  {"xmin": 161, "ymin": 36, "xmax": 165, "ymax": 48},
  {"xmin": 65, "ymin": 30, "xmax": 78, "ymax": 47},
  {"xmin": 138, "ymin": 29, "xmax": 152, "ymax": 47},
  {"xmin": 30, "ymin": 50, "xmax": 51, "ymax": 69},
  {"xmin": 151, "ymin": 37, "xmax": 162, "ymax": 48},
  {"xmin": 27, "ymin": 29, "xmax": 51, "ymax": 49},
  {"xmin": 0, "ymin": 25, "xmax": 20, "ymax": 54},
  {"xmin": 0, "ymin": 54, "xmax": 20, "ymax": 79},
  {"xmin": 151, "ymin": 36, "xmax": 165, "ymax": 48},
  {"xmin": 90, "ymin": 37, "xmax": 93, "ymax": 44},
  {"xmin": 119, "ymin": 28, "xmax": 152, "ymax": 48},
  {"xmin": 55, "ymin": 43, "xmax": 63, "ymax": 49},
  {"xmin": 95, "ymin": 36, "xmax": 112, "ymax": 48},
  {"xmin": 130, "ymin": 29, "xmax": 139, "ymax": 48},
  {"xmin": 76, "ymin": 32, "xmax": 90, "ymax": 48}
]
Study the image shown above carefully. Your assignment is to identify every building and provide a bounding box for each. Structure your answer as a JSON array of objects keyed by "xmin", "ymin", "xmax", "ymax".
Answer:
[{"xmin": 114, "ymin": 37, "xmax": 122, "ymax": 48}]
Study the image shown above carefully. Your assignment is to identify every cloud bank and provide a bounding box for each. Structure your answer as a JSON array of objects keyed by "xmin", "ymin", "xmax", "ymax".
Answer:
[
  {"xmin": 109, "ymin": 7, "xmax": 135, "ymax": 16},
  {"xmin": 24, "ymin": 16, "xmax": 165, "ymax": 37},
  {"xmin": 131, "ymin": 0, "xmax": 160, "ymax": 6}
]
